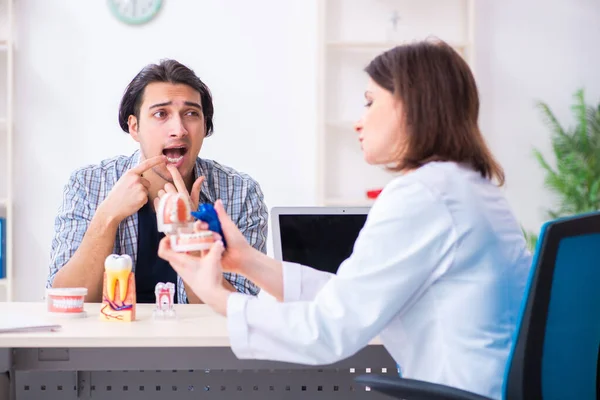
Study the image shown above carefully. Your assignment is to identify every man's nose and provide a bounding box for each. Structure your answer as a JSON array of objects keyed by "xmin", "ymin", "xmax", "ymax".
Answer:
[{"xmin": 169, "ymin": 115, "xmax": 188, "ymax": 137}]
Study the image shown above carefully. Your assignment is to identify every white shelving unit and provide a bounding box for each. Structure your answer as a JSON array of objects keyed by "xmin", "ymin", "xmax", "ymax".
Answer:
[
  {"xmin": 316, "ymin": 0, "xmax": 475, "ymax": 207},
  {"xmin": 0, "ymin": 0, "xmax": 14, "ymax": 302}
]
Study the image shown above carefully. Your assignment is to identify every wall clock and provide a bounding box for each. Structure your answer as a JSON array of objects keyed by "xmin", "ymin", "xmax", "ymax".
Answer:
[{"xmin": 107, "ymin": 0, "xmax": 163, "ymax": 25}]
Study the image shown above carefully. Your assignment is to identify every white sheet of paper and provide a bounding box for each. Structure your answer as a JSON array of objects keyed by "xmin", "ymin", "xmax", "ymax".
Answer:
[{"xmin": 0, "ymin": 314, "xmax": 61, "ymax": 333}]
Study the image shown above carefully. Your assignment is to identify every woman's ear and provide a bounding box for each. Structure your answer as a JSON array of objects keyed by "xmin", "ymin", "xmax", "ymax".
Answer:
[{"xmin": 128, "ymin": 115, "xmax": 140, "ymax": 143}]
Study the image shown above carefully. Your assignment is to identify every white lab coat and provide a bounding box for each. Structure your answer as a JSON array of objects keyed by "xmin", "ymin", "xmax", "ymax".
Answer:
[{"xmin": 227, "ymin": 161, "xmax": 532, "ymax": 400}]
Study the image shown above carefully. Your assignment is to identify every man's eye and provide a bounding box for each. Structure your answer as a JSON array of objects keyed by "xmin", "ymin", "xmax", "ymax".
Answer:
[
  {"xmin": 186, "ymin": 110, "xmax": 200, "ymax": 117},
  {"xmin": 153, "ymin": 111, "xmax": 166, "ymax": 118}
]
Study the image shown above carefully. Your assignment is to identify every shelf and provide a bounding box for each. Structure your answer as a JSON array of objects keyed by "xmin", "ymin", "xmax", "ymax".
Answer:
[
  {"xmin": 318, "ymin": 0, "xmax": 475, "ymax": 211},
  {"xmin": 0, "ymin": 1, "xmax": 14, "ymax": 303}
]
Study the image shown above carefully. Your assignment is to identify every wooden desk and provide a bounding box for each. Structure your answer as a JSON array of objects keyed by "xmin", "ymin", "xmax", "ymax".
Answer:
[{"xmin": 0, "ymin": 303, "xmax": 395, "ymax": 400}]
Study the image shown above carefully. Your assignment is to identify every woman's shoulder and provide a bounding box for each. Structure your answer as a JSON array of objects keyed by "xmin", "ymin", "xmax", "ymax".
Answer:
[
  {"xmin": 377, "ymin": 161, "xmax": 466, "ymax": 198},
  {"xmin": 370, "ymin": 161, "xmax": 504, "ymax": 228},
  {"xmin": 368, "ymin": 163, "xmax": 454, "ymax": 221},
  {"xmin": 382, "ymin": 161, "xmax": 495, "ymax": 200}
]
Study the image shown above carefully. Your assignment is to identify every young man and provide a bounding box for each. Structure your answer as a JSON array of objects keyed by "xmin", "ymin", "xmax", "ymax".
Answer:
[{"xmin": 47, "ymin": 59, "xmax": 268, "ymax": 304}]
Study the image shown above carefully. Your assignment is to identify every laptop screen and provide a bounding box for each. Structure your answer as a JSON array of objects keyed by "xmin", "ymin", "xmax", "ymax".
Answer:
[{"xmin": 277, "ymin": 213, "xmax": 368, "ymax": 274}]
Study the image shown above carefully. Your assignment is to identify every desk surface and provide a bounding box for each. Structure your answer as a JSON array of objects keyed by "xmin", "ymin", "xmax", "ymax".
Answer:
[
  {"xmin": 1, "ymin": 302, "xmax": 383, "ymax": 349},
  {"xmin": 0, "ymin": 302, "xmax": 231, "ymax": 348}
]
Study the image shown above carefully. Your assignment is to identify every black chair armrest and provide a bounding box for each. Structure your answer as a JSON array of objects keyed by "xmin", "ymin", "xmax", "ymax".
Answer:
[{"xmin": 354, "ymin": 374, "xmax": 493, "ymax": 400}]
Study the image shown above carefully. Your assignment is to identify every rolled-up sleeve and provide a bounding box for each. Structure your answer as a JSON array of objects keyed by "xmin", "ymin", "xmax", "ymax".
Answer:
[
  {"xmin": 226, "ymin": 179, "xmax": 457, "ymax": 365},
  {"xmin": 47, "ymin": 171, "xmax": 92, "ymax": 288}
]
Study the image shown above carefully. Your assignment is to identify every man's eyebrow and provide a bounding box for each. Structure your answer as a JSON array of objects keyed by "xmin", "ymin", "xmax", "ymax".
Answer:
[
  {"xmin": 184, "ymin": 101, "xmax": 202, "ymax": 110},
  {"xmin": 149, "ymin": 101, "xmax": 171, "ymax": 109},
  {"xmin": 148, "ymin": 101, "xmax": 202, "ymax": 110}
]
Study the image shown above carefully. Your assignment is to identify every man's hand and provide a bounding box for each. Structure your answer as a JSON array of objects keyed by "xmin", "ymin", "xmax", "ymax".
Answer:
[
  {"xmin": 153, "ymin": 164, "xmax": 204, "ymax": 213},
  {"xmin": 100, "ymin": 155, "xmax": 167, "ymax": 224}
]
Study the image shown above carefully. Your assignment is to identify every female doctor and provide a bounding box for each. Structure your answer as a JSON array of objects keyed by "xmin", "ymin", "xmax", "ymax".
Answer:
[{"xmin": 158, "ymin": 39, "xmax": 532, "ymax": 400}]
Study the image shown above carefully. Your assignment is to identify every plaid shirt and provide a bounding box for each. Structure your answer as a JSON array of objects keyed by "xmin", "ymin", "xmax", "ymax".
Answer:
[{"xmin": 47, "ymin": 150, "xmax": 268, "ymax": 303}]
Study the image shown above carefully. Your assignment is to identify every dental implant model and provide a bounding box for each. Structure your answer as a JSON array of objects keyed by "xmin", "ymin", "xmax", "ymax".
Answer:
[
  {"xmin": 100, "ymin": 254, "xmax": 136, "ymax": 322},
  {"xmin": 156, "ymin": 192, "xmax": 193, "ymax": 234},
  {"xmin": 153, "ymin": 282, "xmax": 176, "ymax": 320}
]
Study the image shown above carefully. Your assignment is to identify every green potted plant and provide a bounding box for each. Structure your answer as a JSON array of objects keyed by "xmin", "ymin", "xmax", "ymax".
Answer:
[{"xmin": 527, "ymin": 89, "xmax": 600, "ymax": 250}]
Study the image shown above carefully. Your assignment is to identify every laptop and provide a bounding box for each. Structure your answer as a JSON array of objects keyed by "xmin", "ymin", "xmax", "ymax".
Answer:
[{"xmin": 271, "ymin": 206, "xmax": 371, "ymax": 274}]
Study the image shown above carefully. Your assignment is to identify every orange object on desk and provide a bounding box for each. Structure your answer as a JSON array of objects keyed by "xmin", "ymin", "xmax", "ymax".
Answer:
[{"xmin": 100, "ymin": 254, "xmax": 136, "ymax": 322}]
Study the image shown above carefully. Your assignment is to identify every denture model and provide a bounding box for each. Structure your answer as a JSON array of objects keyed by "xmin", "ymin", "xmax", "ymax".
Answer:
[
  {"xmin": 156, "ymin": 192, "xmax": 193, "ymax": 234},
  {"xmin": 100, "ymin": 254, "xmax": 136, "ymax": 322},
  {"xmin": 153, "ymin": 282, "xmax": 176, "ymax": 320},
  {"xmin": 169, "ymin": 230, "xmax": 213, "ymax": 253},
  {"xmin": 46, "ymin": 287, "xmax": 88, "ymax": 318},
  {"xmin": 157, "ymin": 193, "xmax": 216, "ymax": 253}
]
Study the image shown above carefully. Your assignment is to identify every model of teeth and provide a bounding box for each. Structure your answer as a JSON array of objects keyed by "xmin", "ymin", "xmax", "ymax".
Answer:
[
  {"xmin": 157, "ymin": 192, "xmax": 192, "ymax": 233},
  {"xmin": 104, "ymin": 254, "xmax": 133, "ymax": 303},
  {"xmin": 171, "ymin": 231, "xmax": 214, "ymax": 252}
]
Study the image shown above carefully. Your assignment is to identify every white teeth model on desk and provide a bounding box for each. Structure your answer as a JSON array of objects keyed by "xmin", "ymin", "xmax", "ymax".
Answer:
[
  {"xmin": 45, "ymin": 287, "xmax": 88, "ymax": 318},
  {"xmin": 104, "ymin": 254, "xmax": 133, "ymax": 304},
  {"xmin": 153, "ymin": 282, "xmax": 176, "ymax": 320},
  {"xmin": 100, "ymin": 254, "xmax": 136, "ymax": 322}
]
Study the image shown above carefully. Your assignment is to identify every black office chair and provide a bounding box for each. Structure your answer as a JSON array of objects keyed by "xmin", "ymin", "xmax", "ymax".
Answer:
[{"xmin": 356, "ymin": 212, "xmax": 600, "ymax": 399}]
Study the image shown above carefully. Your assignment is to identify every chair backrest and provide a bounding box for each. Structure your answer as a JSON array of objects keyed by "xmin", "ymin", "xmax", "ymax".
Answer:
[{"xmin": 504, "ymin": 212, "xmax": 600, "ymax": 399}]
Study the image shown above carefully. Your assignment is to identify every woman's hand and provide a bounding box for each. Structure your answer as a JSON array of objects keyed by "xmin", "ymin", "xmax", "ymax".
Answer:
[
  {"xmin": 190, "ymin": 200, "xmax": 287, "ymax": 302},
  {"xmin": 158, "ymin": 232, "xmax": 230, "ymax": 314},
  {"xmin": 195, "ymin": 199, "xmax": 255, "ymax": 275}
]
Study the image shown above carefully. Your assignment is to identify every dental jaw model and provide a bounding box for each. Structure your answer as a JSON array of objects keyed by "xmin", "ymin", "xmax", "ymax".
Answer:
[
  {"xmin": 153, "ymin": 282, "xmax": 176, "ymax": 320},
  {"xmin": 156, "ymin": 192, "xmax": 192, "ymax": 234},
  {"xmin": 100, "ymin": 254, "xmax": 136, "ymax": 322},
  {"xmin": 170, "ymin": 230, "xmax": 214, "ymax": 254},
  {"xmin": 157, "ymin": 193, "xmax": 215, "ymax": 253}
]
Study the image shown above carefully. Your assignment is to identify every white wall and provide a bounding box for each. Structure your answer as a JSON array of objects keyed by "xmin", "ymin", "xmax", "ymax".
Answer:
[
  {"xmin": 9, "ymin": 0, "xmax": 600, "ymax": 301},
  {"xmin": 12, "ymin": 0, "xmax": 318, "ymax": 301},
  {"xmin": 474, "ymin": 0, "xmax": 600, "ymax": 234}
]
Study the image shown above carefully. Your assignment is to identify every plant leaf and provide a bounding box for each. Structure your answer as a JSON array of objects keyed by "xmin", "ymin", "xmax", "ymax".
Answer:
[{"xmin": 532, "ymin": 89, "xmax": 600, "ymax": 222}]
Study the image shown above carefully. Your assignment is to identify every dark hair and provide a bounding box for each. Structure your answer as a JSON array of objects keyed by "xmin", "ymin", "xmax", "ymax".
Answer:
[
  {"xmin": 118, "ymin": 59, "xmax": 214, "ymax": 136},
  {"xmin": 365, "ymin": 39, "xmax": 505, "ymax": 185}
]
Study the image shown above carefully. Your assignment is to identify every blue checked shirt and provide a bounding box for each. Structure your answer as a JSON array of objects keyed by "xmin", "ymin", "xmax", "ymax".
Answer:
[{"xmin": 47, "ymin": 150, "xmax": 269, "ymax": 303}]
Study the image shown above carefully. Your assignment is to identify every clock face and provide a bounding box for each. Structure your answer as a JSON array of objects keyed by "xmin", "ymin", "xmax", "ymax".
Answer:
[{"xmin": 107, "ymin": 0, "xmax": 163, "ymax": 25}]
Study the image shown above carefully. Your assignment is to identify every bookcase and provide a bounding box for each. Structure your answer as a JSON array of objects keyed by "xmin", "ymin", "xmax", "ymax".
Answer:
[
  {"xmin": 315, "ymin": 0, "xmax": 475, "ymax": 207},
  {"xmin": 0, "ymin": 0, "xmax": 14, "ymax": 302}
]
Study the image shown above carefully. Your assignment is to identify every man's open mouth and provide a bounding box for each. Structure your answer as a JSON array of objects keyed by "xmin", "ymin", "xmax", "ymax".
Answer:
[{"xmin": 162, "ymin": 146, "xmax": 188, "ymax": 164}]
